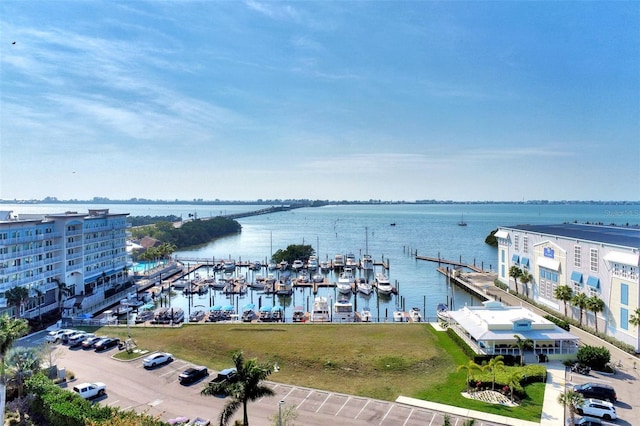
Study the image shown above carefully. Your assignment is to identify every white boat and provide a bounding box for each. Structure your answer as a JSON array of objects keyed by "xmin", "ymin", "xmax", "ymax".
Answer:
[
  {"xmin": 361, "ymin": 254, "xmax": 374, "ymax": 271},
  {"xmin": 360, "ymin": 307, "xmax": 372, "ymax": 322},
  {"xmin": 337, "ymin": 267, "xmax": 354, "ymax": 294},
  {"xmin": 292, "ymin": 306, "xmax": 306, "ymax": 322},
  {"xmin": 297, "ymin": 269, "xmax": 309, "ymax": 283},
  {"xmin": 279, "ymin": 260, "xmax": 289, "ymax": 271},
  {"xmin": 275, "ymin": 277, "xmax": 293, "ymax": 295},
  {"xmin": 333, "ymin": 254, "xmax": 345, "ymax": 269},
  {"xmin": 437, "ymin": 303, "xmax": 449, "ymax": 322},
  {"xmin": 291, "ymin": 259, "xmax": 304, "ymax": 271},
  {"xmin": 320, "ymin": 260, "xmax": 331, "ymax": 273},
  {"xmin": 409, "ymin": 307, "xmax": 422, "ymax": 322},
  {"xmin": 312, "ymin": 273, "xmax": 325, "ymax": 283},
  {"xmin": 393, "ymin": 310, "xmax": 406, "ymax": 322},
  {"xmin": 223, "ymin": 259, "xmax": 236, "ymax": 272},
  {"xmin": 307, "ymin": 256, "xmax": 318, "ymax": 270},
  {"xmin": 356, "ymin": 277, "xmax": 373, "ymax": 295},
  {"xmin": 375, "ymin": 273, "xmax": 393, "ymax": 295},
  {"xmin": 310, "ymin": 297, "xmax": 330, "ymax": 322},
  {"xmin": 333, "ymin": 298, "xmax": 354, "ymax": 322},
  {"xmin": 458, "ymin": 213, "xmax": 467, "ymax": 227},
  {"xmin": 267, "ymin": 262, "xmax": 277, "ymax": 271},
  {"xmin": 345, "ymin": 253, "xmax": 358, "ymax": 269}
]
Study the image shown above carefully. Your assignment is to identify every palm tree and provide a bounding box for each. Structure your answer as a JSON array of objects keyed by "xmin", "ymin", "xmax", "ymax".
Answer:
[
  {"xmin": 6, "ymin": 346, "xmax": 41, "ymax": 398},
  {"xmin": 554, "ymin": 285, "xmax": 573, "ymax": 317},
  {"xmin": 587, "ymin": 296, "xmax": 605, "ymax": 334},
  {"xmin": 52, "ymin": 278, "xmax": 72, "ymax": 316},
  {"xmin": 0, "ymin": 314, "xmax": 29, "ymax": 422},
  {"xmin": 483, "ymin": 355, "xmax": 505, "ymax": 390},
  {"xmin": 506, "ymin": 371, "xmax": 521, "ymax": 402},
  {"xmin": 519, "ymin": 270, "xmax": 532, "ymax": 298},
  {"xmin": 508, "ymin": 266, "xmax": 522, "ymax": 295},
  {"xmin": 558, "ymin": 390, "xmax": 584, "ymax": 425},
  {"xmin": 5, "ymin": 287, "xmax": 29, "ymax": 318},
  {"xmin": 629, "ymin": 307, "xmax": 640, "ymax": 330},
  {"xmin": 202, "ymin": 351, "xmax": 274, "ymax": 426},
  {"xmin": 457, "ymin": 360, "xmax": 482, "ymax": 392},
  {"xmin": 571, "ymin": 292, "xmax": 589, "ymax": 326},
  {"xmin": 511, "ymin": 335, "xmax": 534, "ymax": 366}
]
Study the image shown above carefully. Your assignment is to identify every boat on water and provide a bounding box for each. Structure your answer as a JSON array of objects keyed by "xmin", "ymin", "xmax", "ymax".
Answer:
[
  {"xmin": 333, "ymin": 254, "xmax": 345, "ymax": 269},
  {"xmin": 333, "ymin": 298, "xmax": 354, "ymax": 322},
  {"xmin": 360, "ymin": 307, "xmax": 372, "ymax": 322},
  {"xmin": 297, "ymin": 269, "xmax": 310, "ymax": 283},
  {"xmin": 252, "ymin": 274, "xmax": 267, "ymax": 290},
  {"xmin": 258, "ymin": 306, "xmax": 272, "ymax": 322},
  {"xmin": 275, "ymin": 277, "xmax": 293, "ymax": 295},
  {"xmin": 279, "ymin": 260, "xmax": 289, "ymax": 271},
  {"xmin": 307, "ymin": 256, "xmax": 318, "ymax": 271},
  {"xmin": 458, "ymin": 213, "xmax": 467, "ymax": 226},
  {"xmin": 271, "ymin": 306, "xmax": 284, "ymax": 322},
  {"xmin": 223, "ymin": 259, "xmax": 236, "ymax": 272},
  {"xmin": 291, "ymin": 259, "xmax": 304, "ymax": 271},
  {"xmin": 409, "ymin": 307, "xmax": 422, "ymax": 322},
  {"xmin": 310, "ymin": 296, "xmax": 330, "ymax": 322},
  {"xmin": 356, "ymin": 277, "xmax": 373, "ymax": 295},
  {"xmin": 220, "ymin": 305, "xmax": 236, "ymax": 321},
  {"xmin": 292, "ymin": 306, "xmax": 306, "ymax": 322},
  {"xmin": 361, "ymin": 254, "xmax": 374, "ymax": 271},
  {"xmin": 172, "ymin": 278, "xmax": 190, "ymax": 290},
  {"xmin": 345, "ymin": 253, "xmax": 358, "ymax": 269},
  {"xmin": 241, "ymin": 303, "xmax": 257, "ymax": 322},
  {"xmin": 375, "ymin": 272, "xmax": 393, "ymax": 295},
  {"xmin": 267, "ymin": 262, "xmax": 277, "ymax": 271},
  {"xmin": 208, "ymin": 305, "xmax": 222, "ymax": 322},
  {"xmin": 312, "ymin": 273, "xmax": 325, "ymax": 283},
  {"xmin": 152, "ymin": 307, "xmax": 184, "ymax": 324},
  {"xmin": 320, "ymin": 260, "xmax": 331, "ymax": 273},
  {"xmin": 337, "ymin": 267, "xmax": 355, "ymax": 294},
  {"xmin": 437, "ymin": 303, "xmax": 450, "ymax": 322}
]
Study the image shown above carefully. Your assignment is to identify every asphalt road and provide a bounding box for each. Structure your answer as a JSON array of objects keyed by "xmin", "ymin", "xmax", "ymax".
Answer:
[{"xmin": 24, "ymin": 330, "xmax": 508, "ymax": 426}]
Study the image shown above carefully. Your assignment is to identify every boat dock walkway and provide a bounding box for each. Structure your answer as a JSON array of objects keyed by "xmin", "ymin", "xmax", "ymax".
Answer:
[
  {"xmin": 437, "ymin": 266, "xmax": 496, "ymax": 302},
  {"xmin": 416, "ymin": 255, "xmax": 484, "ymax": 272}
]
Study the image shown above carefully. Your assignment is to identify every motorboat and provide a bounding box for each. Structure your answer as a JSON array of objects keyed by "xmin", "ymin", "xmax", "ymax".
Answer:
[
  {"xmin": 275, "ymin": 277, "xmax": 293, "ymax": 295},
  {"xmin": 241, "ymin": 303, "xmax": 257, "ymax": 322},
  {"xmin": 436, "ymin": 303, "xmax": 449, "ymax": 322},
  {"xmin": 393, "ymin": 310, "xmax": 406, "ymax": 322},
  {"xmin": 291, "ymin": 259, "xmax": 304, "ymax": 271},
  {"xmin": 333, "ymin": 298, "xmax": 354, "ymax": 322},
  {"xmin": 292, "ymin": 306, "xmax": 306, "ymax": 322},
  {"xmin": 252, "ymin": 274, "xmax": 267, "ymax": 290},
  {"xmin": 320, "ymin": 260, "xmax": 331, "ymax": 273},
  {"xmin": 310, "ymin": 296, "xmax": 330, "ymax": 322},
  {"xmin": 375, "ymin": 273, "xmax": 393, "ymax": 295},
  {"xmin": 356, "ymin": 277, "xmax": 373, "ymax": 295},
  {"xmin": 258, "ymin": 306, "xmax": 272, "ymax": 322},
  {"xmin": 220, "ymin": 305, "xmax": 236, "ymax": 321},
  {"xmin": 267, "ymin": 262, "xmax": 278, "ymax": 271},
  {"xmin": 297, "ymin": 269, "xmax": 310, "ymax": 283},
  {"xmin": 279, "ymin": 260, "xmax": 289, "ymax": 271},
  {"xmin": 189, "ymin": 310, "xmax": 206, "ymax": 322},
  {"xmin": 333, "ymin": 254, "xmax": 345, "ymax": 269},
  {"xmin": 361, "ymin": 254, "xmax": 374, "ymax": 271},
  {"xmin": 345, "ymin": 253, "xmax": 358, "ymax": 269},
  {"xmin": 307, "ymin": 256, "xmax": 318, "ymax": 270},
  {"xmin": 337, "ymin": 267, "xmax": 355, "ymax": 294},
  {"xmin": 409, "ymin": 307, "xmax": 422, "ymax": 323},
  {"xmin": 312, "ymin": 273, "xmax": 325, "ymax": 283},
  {"xmin": 208, "ymin": 305, "xmax": 222, "ymax": 322},
  {"xmin": 271, "ymin": 306, "xmax": 284, "ymax": 322},
  {"xmin": 360, "ymin": 307, "xmax": 372, "ymax": 322},
  {"xmin": 223, "ymin": 259, "xmax": 236, "ymax": 272}
]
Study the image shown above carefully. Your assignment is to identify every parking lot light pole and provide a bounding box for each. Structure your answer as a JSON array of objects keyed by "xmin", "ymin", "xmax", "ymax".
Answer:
[{"xmin": 278, "ymin": 400, "xmax": 284, "ymax": 426}]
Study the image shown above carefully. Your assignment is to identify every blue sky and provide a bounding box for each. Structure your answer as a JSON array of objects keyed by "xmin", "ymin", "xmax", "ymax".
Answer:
[{"xmin": 1, "ymin": 1, "xmax": 638, "ymax": 202}]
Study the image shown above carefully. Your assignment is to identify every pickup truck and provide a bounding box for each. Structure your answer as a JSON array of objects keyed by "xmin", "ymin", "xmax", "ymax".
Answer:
[
  {"xmin": 208, "ymin": 368, "xmax": 237, "ymax": 397},
  {"xmin": 72, "ymin": 382, "xmax": 106, "ymax": 399}
]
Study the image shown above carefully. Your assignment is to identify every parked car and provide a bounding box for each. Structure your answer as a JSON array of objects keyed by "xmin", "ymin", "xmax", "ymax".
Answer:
[
  {"xmin": 576, "ymin": 399, "xmax": 617, "ymax": 420},
  {"xmin": 566, "ymin": 416, "xmax": 602, "ymax": 426},
  {"xmin": 207, "ymin": 368, "xmax": 238, "ymax": 397},
  {"xmin": 72, "ymin": 382, "xmax": 106, "ymax": 399},
  {"xmin": 94, "ymin": 337, "xmax": 121, "ymax": 352},
  {"xmin": 573, "ymin": 382, "xmax": 617, "ymax": 402},
  {"xmin": 82, "ymin": 336, "xmax": 105, "ymax": 350},
  {"xmin": 69, "ymin": 332, "xmax": 95, "ymax": 348},
  {"xmin": 178, "ymin": 366, "xmax": 208, "ymax": 385},
  {"xmin": 143, "ymin": 352, "xmax": 173, "ymax": 368},
  {"xmin": 61, "ymin": 329, "xmax": 81, "ymax": 344},
  {"xmin": 45, "ymin": 329, "xmax": 72, "ymax": 344}
]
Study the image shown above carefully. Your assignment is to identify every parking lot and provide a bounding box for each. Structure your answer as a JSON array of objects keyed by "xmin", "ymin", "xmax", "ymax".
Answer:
[{"xmin": 31, "ymin": 331, "xmax": 508, "ymax": 426}]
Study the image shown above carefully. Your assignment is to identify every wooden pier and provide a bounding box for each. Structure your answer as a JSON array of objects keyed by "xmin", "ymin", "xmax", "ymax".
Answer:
[{"xmin": 415, "ymin": 255, "xmax": 483, "ymax": 272}]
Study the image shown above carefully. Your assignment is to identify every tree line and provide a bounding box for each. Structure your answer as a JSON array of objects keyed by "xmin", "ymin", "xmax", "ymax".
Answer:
[{"xmin": 130, "ymin": 216, "xmax": 241, "ymax": 250}]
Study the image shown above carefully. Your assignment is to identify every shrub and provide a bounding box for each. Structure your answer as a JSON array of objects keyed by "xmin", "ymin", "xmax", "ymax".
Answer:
[
  {"xmin": 544, "ymin": 315, "xmax": 570, "ymax": 331},
  {"xmin": 577, "ymin": 345, "xmax": 610, "ymax": 371},
  {"xmin": 446, "ymin": 328, "xmax": 475, "ymax": 358},
  {"xmin": 474, "ymin": 354, "xmax": 520, "ymax": 367}
]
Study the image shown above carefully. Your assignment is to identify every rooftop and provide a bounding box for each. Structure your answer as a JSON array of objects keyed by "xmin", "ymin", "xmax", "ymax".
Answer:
[{"xmin": 502, "ymin": 223, "xmax": 640, "ymax": 249}]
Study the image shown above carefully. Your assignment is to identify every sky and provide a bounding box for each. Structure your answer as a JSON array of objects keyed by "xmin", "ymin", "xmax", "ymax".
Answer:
[{"xmin": 1, "ymin": 1, "xmax": 638, "ymax": 202}]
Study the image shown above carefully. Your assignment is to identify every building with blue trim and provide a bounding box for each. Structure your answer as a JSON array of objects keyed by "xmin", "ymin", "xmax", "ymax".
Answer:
[
  {"xmin": 0, "ymin": 209, "xmax": 130, "ymax": 320},
  {"xmin": 495, "ymin": 223, "xmax": 640, "ymax": 352}
]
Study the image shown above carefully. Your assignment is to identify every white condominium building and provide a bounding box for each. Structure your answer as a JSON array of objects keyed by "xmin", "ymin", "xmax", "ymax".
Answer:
[
  {"xmin": 496, "ymin": 223, "xmax": 639, "ymax": 352},
  {"xmin": 0, "ymin": 209, "xmax": 129, "ymax": 320}
]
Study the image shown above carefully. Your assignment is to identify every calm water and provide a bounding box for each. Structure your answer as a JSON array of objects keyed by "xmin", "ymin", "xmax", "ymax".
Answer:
[{"xmin": 4, "ymin": 202, "xmax": 639, "ymax": 321}]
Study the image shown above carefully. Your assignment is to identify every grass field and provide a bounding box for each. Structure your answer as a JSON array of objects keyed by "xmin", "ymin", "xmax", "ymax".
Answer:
[{"xmin": 102, "ymin": 323, "xmax": 544, "ymax": 422}]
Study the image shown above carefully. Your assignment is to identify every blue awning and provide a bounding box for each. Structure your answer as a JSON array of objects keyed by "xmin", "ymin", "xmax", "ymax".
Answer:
[
  {"xmin": 521, "ymin": 257, "xmax": 530, "ymax": 267},
  {"xmin": 587, "ymin": 276, "xmax": 600, "ymax": 289},
  {"xmin": 512, "ymin": 254, "xmax": 520, "ymax": 263},
  {"xmin": 570, "ymin": 271, "xmax": 583, "ymax": 284}
]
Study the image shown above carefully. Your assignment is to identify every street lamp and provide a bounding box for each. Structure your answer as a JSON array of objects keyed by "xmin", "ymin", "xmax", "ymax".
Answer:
[{"xmin": 278, "ymin": 400, "xmax": 285, "ymax": 426}]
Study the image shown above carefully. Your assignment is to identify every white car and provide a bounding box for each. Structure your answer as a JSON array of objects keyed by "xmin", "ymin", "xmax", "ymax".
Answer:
[
  {"xmin": 142, "ymin": 352, "xmax": 173, "ymax": 368},
  {"xmin": 577, "ymin": 398, "xmax": 617, "ymax": 421},
  {"xmin": 72, "ymin": 382, "xmax": 106, "ymax": 399},
  {"xmin": 45, "ymin": 329, "xmax": 72, "ymax": 343}
]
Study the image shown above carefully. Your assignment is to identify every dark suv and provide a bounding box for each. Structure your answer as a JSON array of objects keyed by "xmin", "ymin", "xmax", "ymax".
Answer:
[{"xmin": 573, "ymin": 382, "xmax": 617, "ymax": 402}]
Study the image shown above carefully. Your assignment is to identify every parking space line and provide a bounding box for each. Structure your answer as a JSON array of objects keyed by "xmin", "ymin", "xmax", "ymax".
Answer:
[
  {"xmin": 354, "ymin": 399, "xmax": 370, "ymax": 419},
  {"xmin": 335, "ymin": 396, "xmax": 351, "ymax": 416},
  {"xmin": 428, "ymin": 411, "xmax": 436, "ymax": 426},
  {"xmin": 315, "ymin": 392, "xmax": 331, "ymax": 413},
  {"xmin": 378, "ymin": 402, "xmax": 394, "ymax": 425},
  {"xmin": 402, "ymin": 407, "xmax": 414, "ymax": 426},
  {"xmin": 295, "ymin": 390, "xmax": 313, "ymax": 410}
]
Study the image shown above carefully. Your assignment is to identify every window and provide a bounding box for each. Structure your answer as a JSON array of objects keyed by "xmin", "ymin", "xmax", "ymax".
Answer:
[
  {"xmin": 621, "ymin": 307, "xmax": 628, "ymax": 330},
  {"xmin": 539, "ymin": 267, "xmax": 559, "ymax": 301},
  {"xmin": 514, "ymin": 235, "xmax": 519, "ymax": 251},
  {"xmin": 621, "ymin": 283, "xmax": 629, "ymax": 306},
  {"xmin": 574, "ymin": 245, "xmax": 581, "ymax": 267},
  {"xmin": 501, "ymin": 250, "xmax": 505, "ymax": 263},
  {"xmin": 590, "ymin": 248, "xmax": 598, "ymax": 272},
  {"xmin": 523, "ymin": 237, "xmax": 529, "ymax": 253}
]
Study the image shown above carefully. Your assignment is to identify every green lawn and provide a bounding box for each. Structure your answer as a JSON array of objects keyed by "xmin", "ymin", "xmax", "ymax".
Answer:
[{"xmin": 99, "ymin": 323, "xmax": 544, "ymax": 422}]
